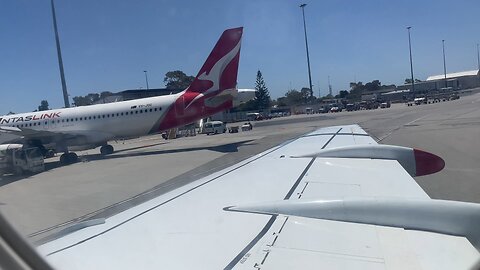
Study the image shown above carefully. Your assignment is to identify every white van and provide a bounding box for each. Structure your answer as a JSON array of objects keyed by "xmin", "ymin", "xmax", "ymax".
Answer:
[{"xmin": 203, "ymin": 121, "xmax": 226, "ymax": 135}]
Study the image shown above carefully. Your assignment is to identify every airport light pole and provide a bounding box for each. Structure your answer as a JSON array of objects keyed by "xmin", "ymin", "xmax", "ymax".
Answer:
[
  {"xmin": 299, "ymin": 4, "xmax": 313, "ymax": 99},
  {"xmin": 442, "ymin": 40, "xmax": 447, "ymax": 88},
  {"xmin": 476, "ymin": 43, "xmax": 479, "ymax": 71},
  {"xmin": 51, "ymin": 0, "xmax": 70, "ymax": 108},
  {"xmin": 143, "ymin": 70, "xmax": 149, "ymax": 90},
  {"xmin": 407, "ymin": 27, "xmax": 415, "ymax": 95}
]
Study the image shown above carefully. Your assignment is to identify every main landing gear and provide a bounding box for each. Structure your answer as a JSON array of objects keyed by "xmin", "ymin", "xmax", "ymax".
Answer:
[
  {"xmin": 45, "ymin": 149, "xmax": 55, "ymax": 158},
  {"xmin": 100, "ymin": 145, "xmax": 114, "ymax": 155},
  {"xmin": 60, "ymin": 152, "xmax": 78, "ymax": 165}
]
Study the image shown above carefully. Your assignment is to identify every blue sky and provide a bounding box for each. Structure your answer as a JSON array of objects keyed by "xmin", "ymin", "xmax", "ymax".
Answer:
[{"xmin": 1, "ymin": 0, "xmax": 479, "ymax": 113}]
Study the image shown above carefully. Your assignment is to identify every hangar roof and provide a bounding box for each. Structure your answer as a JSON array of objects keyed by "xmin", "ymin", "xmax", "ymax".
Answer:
[{"xmin": 426, "ymin": 70, "xmax": 479, "ymax": 81}]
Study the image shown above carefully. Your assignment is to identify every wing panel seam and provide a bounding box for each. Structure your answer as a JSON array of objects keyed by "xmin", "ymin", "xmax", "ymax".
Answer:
[
  {"xmin": 223, "ymin": 127, "xmax": 343, "ymax": 269},
  {"xmin": 45, "ymin": 134, "xmax": 300, "ymax": 256}
]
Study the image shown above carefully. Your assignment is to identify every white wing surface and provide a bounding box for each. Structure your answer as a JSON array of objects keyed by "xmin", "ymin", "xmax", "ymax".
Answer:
[{"xmin": 38, "ymin": 124, "xmax": 479, "ymax": 269}]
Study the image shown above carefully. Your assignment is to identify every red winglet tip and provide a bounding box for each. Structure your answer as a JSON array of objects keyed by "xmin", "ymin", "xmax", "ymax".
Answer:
[{"xmin": 414, "ymin": 149, "xmax": 445, "ymax": 176}]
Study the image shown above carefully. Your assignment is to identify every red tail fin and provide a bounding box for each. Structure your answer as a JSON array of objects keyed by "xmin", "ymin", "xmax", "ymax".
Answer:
[{"xmin": 186, "ymin": 27, "xmax": 243, "ymax": 95}]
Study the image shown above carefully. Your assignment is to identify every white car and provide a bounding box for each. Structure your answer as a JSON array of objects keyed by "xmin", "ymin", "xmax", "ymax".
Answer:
[
  {"xmin": 203, "ymin": 121, "xmax": 226, "ymax": 135},
  {"xmin": 241, "ymin": 122, "xmax": 252, "ymax": 131}
]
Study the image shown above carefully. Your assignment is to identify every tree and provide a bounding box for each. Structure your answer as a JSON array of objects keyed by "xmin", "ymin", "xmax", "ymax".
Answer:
[
  {"xmin": 300, "ymin": 87, "xmax": 311, "ymax": 103},
  {"xmin": 254, "ymin": 70, "xmax": 271, "ymax": 110},
  {"xmin": 72, "ymin": 93, "xmax": 96, "ymax": 106},
  {"xmin": 365, "ymin": 80, "xmax": 381, "ymax": 92},
  {"xmin": 86, "ymin": 93, "xmax": 100, "ymax": 104},
  {"xmin": 38, "ymin": 100, "xmax": 49, "ymax": 111},
  {"xmin": 336, "ymin": 90, "xmax": 349, "ymax": 99},
  {"xmin": 100, "ymin": 91, "xmax": 113, "ymax": 100},
  {"xmin": 72, "ymin": 96, "xmax": 89, "ymax": 107},
  {"xmin": 284, "ymin": 89, "xmax": 303, "ymax": 105},
  {"xmin": 164, "ymin": 70, "xmax": 195, "ymax": 90},
  {"xmin": 276, "ymin": 97, "xmax": 288, "ymax": 107},
  {"xmin": 348, "ymin": 82, "xmax": 365, "ymax": 101}
]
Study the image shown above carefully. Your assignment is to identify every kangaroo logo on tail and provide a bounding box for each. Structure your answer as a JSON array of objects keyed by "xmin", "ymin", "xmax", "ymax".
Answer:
[
  {"xmin": 186, "ymin": 27, "xmax": 242, "ymax": 94},
  {"xmin": 155, "ymin": 27, "xmax": 243, "ymax": 132}
]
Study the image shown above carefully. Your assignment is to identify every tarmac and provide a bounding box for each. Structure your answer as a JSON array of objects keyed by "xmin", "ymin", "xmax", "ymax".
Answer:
[{"xmin": 1, "ymin": 91, "xmax": 479, "ymax": 243}]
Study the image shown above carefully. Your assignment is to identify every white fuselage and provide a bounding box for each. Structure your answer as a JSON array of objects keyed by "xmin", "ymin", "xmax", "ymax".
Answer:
[{"xmin": 0, "ymin": 93, "xmax": 179, "ymax": 150}]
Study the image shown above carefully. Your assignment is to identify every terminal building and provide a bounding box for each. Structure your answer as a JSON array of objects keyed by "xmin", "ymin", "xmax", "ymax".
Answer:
[
  {"xmin": 397, "ymin": 69, "xmax": 480, "ymax": 93},
  {"xmin": 425, "ymin": 69, "xmax": 480, "ymax": 90},
  {"xmin": 382, "ymin": 69, "xmax": 480, "ymax": 102}
]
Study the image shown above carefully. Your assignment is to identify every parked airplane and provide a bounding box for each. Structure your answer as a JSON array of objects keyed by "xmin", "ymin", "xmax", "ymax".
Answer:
[{"xmin": 0, "ymin": 27, "xmax": 251, "ymax": 164}]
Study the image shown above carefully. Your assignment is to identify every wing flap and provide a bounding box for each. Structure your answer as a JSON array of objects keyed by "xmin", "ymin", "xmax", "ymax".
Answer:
[
  {"xmin": 302, "ymin": 158, "xmax": 428, "ymax": 198},
  {"xmin": 239, "ymin": 216, "xmax": 478, "ymax": 270}
]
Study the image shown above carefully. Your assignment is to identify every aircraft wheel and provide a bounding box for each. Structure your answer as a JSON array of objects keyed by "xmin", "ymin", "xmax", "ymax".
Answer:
[
  {"xmin": 60, "ymin": 153, "xmax": 67, "ymax": 164},
  {"xmin": 100, "ymin": 145, "xmax": 114, "ymax": 155},
  {"xmin": 60, "ymin": 152, "xmax": 78, "ymax": 165},
  {"xmin": 45, "ymin": 149, "xmax": 55, "ymax": 158},
  {"xmin": 68, "ymin": 153, "xmax": 78, "ymax": 163}
]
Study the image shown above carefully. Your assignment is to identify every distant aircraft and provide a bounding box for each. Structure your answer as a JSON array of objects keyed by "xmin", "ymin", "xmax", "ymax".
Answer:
[{"xmin": 0, "ymin": 27, "xmax": 253, "ymax": 164}]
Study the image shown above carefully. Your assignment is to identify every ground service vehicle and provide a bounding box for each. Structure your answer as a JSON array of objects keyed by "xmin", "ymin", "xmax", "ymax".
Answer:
[
  {"xmin": 203, "ymin": 121, "xmax": 226, "ymax": 135},
  {"xmin": 0, "ymin": 144, "xmax": 44, "ymax": 176}
]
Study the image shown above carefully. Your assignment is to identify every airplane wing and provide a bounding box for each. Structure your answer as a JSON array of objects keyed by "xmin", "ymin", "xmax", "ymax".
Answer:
[{"xmin": 38, "ymin": 124, "xmax": 479, "ymax": 269}]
